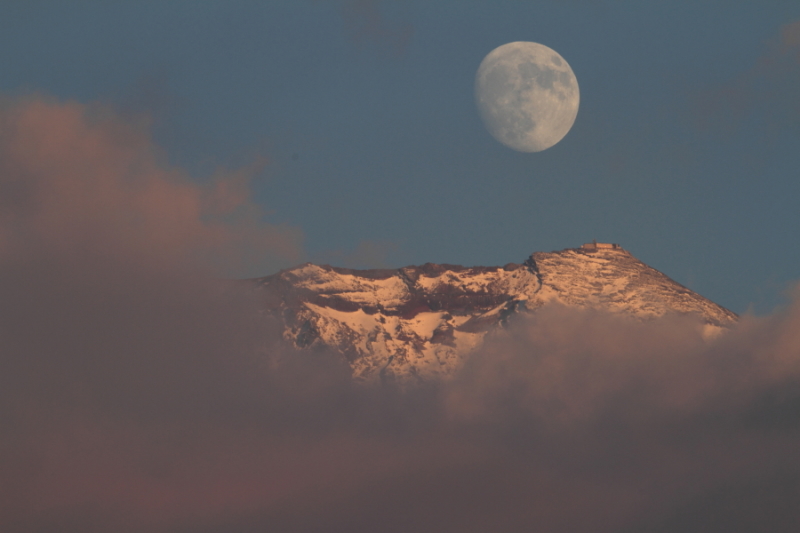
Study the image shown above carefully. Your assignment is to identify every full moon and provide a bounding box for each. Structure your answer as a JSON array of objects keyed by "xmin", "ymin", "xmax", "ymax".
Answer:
[{"xmin": 475, "ymin": 42, "xmax": 579, "ymax": 152}]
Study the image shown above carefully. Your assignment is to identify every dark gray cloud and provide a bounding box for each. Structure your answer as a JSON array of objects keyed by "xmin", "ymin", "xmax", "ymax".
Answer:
[{"xmin": 2, "ymin": 97, "xmax": 800, "ymax": 532}]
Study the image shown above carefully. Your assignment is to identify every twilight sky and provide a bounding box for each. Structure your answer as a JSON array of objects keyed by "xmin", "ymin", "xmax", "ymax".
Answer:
[{"xmin": 2, "ymin": 1, "xmax": 799, "ymax": 313}]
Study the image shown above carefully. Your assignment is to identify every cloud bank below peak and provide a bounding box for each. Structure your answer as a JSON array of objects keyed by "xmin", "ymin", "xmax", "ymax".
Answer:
[{"xmin": 0, "ymin": 95, "xmax": 799, "ymax": 532}]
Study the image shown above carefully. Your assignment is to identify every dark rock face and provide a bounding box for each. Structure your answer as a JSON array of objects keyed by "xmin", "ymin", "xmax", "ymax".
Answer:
[{"xmin": 251, "ymin": 246, "xmax": 736, "ymax": 381}]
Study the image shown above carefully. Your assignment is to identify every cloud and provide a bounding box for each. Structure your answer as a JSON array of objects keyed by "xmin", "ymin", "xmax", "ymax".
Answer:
[
  {"xmin": 338, "ymin": 0, "xmax": 414, "ymax": 57},
  {"xmin": 691, "ymin": 18, "xmax": 800, "ymax": 136},
  {"xmin": 311, "ymin": 238, "xmax": 404, "ymax": 269},
  {"xmin": 0, "ymin": 96, "xmax": 302, "ymax": 277},
  {"xmin": 780, "ymin": 20, "xmax": 800, "ymax": 50},
  {"xmin": 2, "ymin": 96, "xmax": 800, "ymax": 532},
  {"xmin": 436, "ymin": 303, "xmax": 800, "ymax": 532}
]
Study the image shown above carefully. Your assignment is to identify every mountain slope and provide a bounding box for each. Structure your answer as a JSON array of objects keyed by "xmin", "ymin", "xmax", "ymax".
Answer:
[{"xmin": 253, "ymin": 244, "xmax": 736, "ymax": 381}]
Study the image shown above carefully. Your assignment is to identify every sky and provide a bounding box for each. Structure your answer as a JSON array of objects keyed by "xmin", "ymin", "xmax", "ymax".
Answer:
[
  {"xmin": 1, "ymin": 1, "xmax": 798, "ymax": 313},
  {"xmin": 2, "ymin": 2, "xmax": 800, "ymax": 532}
]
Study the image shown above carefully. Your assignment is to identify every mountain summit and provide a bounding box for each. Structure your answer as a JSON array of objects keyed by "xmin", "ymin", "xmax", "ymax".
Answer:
[{"xmin": 253, "ymin": 244, "xmax": 736, "ymax": 381}]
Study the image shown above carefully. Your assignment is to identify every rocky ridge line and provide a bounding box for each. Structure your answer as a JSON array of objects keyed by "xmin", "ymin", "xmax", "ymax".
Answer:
[{"xmin": 252, "ymin": 245, "xmax": 736, "ymax": 381}]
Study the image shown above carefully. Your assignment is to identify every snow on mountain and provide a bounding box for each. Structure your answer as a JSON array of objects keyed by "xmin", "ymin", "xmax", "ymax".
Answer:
[{"xmin": 252, "ymin": 244, "xmax": 737, "ymax": 382}]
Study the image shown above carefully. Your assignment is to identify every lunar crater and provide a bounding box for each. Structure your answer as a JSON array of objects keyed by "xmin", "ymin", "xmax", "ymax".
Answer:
[{"xmin": 475, "ymin": 41, "xmax": 579, "ymax": 152}]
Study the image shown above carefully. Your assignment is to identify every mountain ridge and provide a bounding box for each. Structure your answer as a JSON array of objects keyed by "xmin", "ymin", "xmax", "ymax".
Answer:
[{"xmin": 253, "ymin": 244, "xmax": 737, "ymax": 381}]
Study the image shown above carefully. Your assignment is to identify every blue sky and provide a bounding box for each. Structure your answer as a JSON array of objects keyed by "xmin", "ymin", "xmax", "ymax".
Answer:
[{"xmin": 2, "ymin": 1, "xmax": 799, "ymax": 313}]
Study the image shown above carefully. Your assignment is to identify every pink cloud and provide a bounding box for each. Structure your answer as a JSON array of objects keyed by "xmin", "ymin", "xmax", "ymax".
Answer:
[
  {"xmin": 0, "ymin": 97, "xmax": 302, "ymax": 276},
  {"xmin": 1, "ymin": 96, "xmax": 799, "ymax": 532}
]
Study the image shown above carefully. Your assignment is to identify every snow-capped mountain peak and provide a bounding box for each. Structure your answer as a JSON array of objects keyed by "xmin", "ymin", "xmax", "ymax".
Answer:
[{"xmin": 253, "ymin": 244, "xmax": 736, "ymax": 381}]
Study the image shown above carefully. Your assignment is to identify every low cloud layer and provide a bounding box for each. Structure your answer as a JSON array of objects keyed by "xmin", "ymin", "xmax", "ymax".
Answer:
[{"xmin": 2, "ymin": 98, "xmax": 800, "ymax": 532}]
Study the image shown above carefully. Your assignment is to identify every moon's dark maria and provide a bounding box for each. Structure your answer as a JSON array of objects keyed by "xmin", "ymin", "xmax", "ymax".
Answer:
[{"xmin": 476, "ymin": 41, "xmax": 579, "ymax": 152}]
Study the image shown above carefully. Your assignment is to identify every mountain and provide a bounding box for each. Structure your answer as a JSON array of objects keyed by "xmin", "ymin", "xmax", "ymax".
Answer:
[{"xmin": 252, "ymin": 243, "xmax": 737, "ymax": 382}]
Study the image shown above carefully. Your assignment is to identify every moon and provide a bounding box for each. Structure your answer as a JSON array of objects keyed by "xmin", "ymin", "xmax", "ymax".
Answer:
[{"xmin": 475, "ymin": 42, "xmax": 579, "ymax": 152}]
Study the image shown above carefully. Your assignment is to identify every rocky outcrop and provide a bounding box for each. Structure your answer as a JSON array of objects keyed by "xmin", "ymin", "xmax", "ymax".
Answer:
[{"xmin": 251, "ymin": 245, "xmax": 736, "ymax": 381}]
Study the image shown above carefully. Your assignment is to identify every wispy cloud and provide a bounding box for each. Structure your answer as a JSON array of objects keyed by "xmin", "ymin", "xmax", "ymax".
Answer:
[
  {"xmin": 691, "ymin": 19, "xmax": 800, "ymax": 136},
  {"xmin": 311, "ymin": 238, "xmax": 404, "ymax": 269},
  {"xmin": 338, "ymin": 0, "xmax": 414, "ymax": 57}
]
